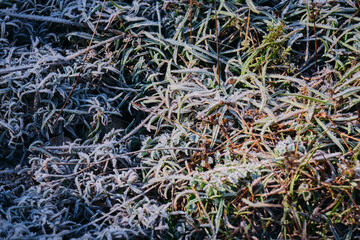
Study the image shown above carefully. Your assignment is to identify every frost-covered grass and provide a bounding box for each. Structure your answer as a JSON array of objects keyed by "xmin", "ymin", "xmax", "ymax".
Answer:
[{"xmin": 1, "ymin": 0, "xmax": 360, "ymax": 239}]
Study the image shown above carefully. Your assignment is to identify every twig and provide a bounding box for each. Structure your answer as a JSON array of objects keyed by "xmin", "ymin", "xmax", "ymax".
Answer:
[
  {"xmin": 0, "ymin": 64, "xmax": 46, "ymax": 76},
  {"xmin": 119, "ymin": 112, "xmax": 155, "ymax": 142},
  {"xmin": 0, "ymin": 34, "xmax": 126, "ymax": 76},
  {"xmin": 192, "ymin": 185, "xmax": 215, "ymax": 236},
  {"xmin": 297, "ymin": 45, "xmax": 324, "ymax": 77},
  {"xmin": 43, "ymin": 145, "xmax": 205, "ymax": 153},
  {"xmin": 132, "ymin": 101, "xmax": 213, "ymax": 144},
  {"xmin": 299, "ymin": 7, "xmax": 357, "ymax": 74},
  {"xmin": 66, "ymin": 34, "xmax": 126, "ymax": 61},
  {"xmin": 0, "ymin": 10, "xmax": 81, "ymax": 26},
  {"xmin": 311, "ymin": 0, "xmax": 318, "ymax": 71},
  {"xmin": 55, "ymin": 0, "xmax": 107, "ymax": 124},
  {"xmin": 214, "ymin": 0, "xmax": 221, "ymax": 86},
  {"xmin": 327, "ymin": 11, "xmax": 359, "ymax": 53},
  {"xmin": 120, "ymin": 100, "xmax": 165, "ymax": 142},
  {"xmin": 244, "ymin": 9, "xmax": 251, "ymax": 47},
  {"xmin": 0, "ymin": 10, "xmax": 123, "ymax": 35},
  {"xmin": 305, "ymin": 6, "xmax": 310, "ymax": 62},
  {"xmin": 190, "ymin": 0, "xmax": 193, "ymax": 44},
  {"xmin": 40, "ymin": 146, "xmax": 206, "ymax": 178}
]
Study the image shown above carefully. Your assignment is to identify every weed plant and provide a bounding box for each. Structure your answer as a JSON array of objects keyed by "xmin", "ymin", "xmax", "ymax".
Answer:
[{"xmin": 0, "ymin": 0, "xmax": 360, "ymax": 239}]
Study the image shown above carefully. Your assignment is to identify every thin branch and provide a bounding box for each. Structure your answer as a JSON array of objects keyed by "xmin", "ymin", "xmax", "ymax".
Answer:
[
  {"xmin": 0, "ymin": 10, "xmax": 123, "ymax": 35},
  {"xmin": 311, "ymin": 0, "xmax": 318, "ymax": 71},
  {"xmin": 42, "ymin": 145, "xmax": 205, "ymax": 153},
  {"xmin": 0, "ymin": 10, "xmax": 82, "ymax": 26},
  {"xmin": 0, "ymin": 34, "xmax": 126, "ymax": 76},
  {"xmin": 40, "ymin": 147, "xmax": 205, "ymax": 179},
  {"xmin": 190, "ymin": 0, "xmax": 193, "ymax": 44},
  {"xmin": 0, "ymin": 64, "xmax": 45, "ymax": 76},
  {"xmin": 66, "ymin": 34, "xmax": 126, "ymax": 61},
  {"xmin": 120, "ymin": 100, "xmax": 165, "ymax": 142},
  {"xmin": 54, "ymin": 0, "xmax": 107, "ymax": 124},
  {"xmin": 244, "ymin": 9, "xmax": 251, "ymax": 47},
  {"xmin": 214, "ymin": 0, "xmax": 221, "ymax": 86},
  {"xmin": 192, "ymin": 185, "xmax": 215, "ymax": 236}
]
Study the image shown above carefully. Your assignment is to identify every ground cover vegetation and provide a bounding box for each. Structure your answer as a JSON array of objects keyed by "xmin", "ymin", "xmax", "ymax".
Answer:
[{"xmin": 0, "ymin": 0, "xmax": 360, "ymax": 239}]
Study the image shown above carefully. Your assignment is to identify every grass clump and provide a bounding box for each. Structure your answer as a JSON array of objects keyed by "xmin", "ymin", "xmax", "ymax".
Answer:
[{"xmin": 0, "ymin": 0, "xmax": 360, "ymax": 239}]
